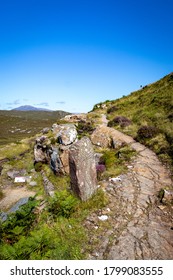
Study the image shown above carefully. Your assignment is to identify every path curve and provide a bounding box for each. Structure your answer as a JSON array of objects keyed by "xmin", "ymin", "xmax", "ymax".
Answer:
[{"xmin": 89, "ymin": 115, "xmax": 173, "ymax": 259}]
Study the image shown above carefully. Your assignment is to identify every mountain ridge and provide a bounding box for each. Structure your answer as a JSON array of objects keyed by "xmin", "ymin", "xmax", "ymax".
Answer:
[{"xmin": 11, "ymin": 105, "xmax": 53, "ymax": 111}]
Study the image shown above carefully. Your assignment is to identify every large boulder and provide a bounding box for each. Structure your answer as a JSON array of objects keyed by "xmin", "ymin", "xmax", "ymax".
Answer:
[
  {"xmin": 34, "ymin": 136, "xmax": 51, "ymax": 163},
  {"xmin": 91, "ymin": 126, "xmax": 112, "ymax": 148},
  {"xmin": 91, "ymin": 126, "xmax": 123, "ymax": 149},
  {"xmin": 69, "ymin": 137, "xmax": 97, "ymax": 201},
  {"xmin": 52, "ymin": 124, "xmax": 77, "ymax": 146}
]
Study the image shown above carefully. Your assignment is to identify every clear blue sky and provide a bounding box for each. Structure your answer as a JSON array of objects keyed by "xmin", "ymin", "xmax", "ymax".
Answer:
[{"xmin": 0, "ymin": 0, "xmax": 172, "ymax": 113}]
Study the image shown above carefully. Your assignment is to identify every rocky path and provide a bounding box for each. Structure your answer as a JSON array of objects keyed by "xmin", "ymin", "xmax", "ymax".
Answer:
[{"xmin": 88, "ymin": 115, "xmax": 173, "ymax": 259}]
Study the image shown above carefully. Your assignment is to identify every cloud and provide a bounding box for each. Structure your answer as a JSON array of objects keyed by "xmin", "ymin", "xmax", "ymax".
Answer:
[
  {"xmin": 35, "ymin": 102, "xmax": 49, "ymax": 107},
  {"xmin": 6, "ymin": 99, "xmax": 20, "ymax": 106},
  {"xmin": 56, "ymin": 101, "xmax": 66, "ymax": 105}
]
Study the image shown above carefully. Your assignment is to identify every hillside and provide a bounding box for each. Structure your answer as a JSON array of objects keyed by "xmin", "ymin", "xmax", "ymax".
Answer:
[
  {"xmin": 0, "ymin": 110, "xmax": 71, "ymax": 145},
  {"xmin": 0, "ymin": 73, "xmax": 173, "ymax": 260},
  {"xmin": 92, "ymin": 72, "xmax": 173, "ymax": 169}
]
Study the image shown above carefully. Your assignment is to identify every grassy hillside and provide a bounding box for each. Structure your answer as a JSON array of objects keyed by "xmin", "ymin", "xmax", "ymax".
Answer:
[
  {"xmin": 92, "ymin": 73, "xmax": 173, "ymax": 168},
  {"xmin": 0, "ymin": 110, "xmax": 70, "ymax": 145}
]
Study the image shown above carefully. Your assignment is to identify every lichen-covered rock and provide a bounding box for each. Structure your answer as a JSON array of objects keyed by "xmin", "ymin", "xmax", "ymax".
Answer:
[
  {"xmin": 91, "ymin": 126, "xmax": 112, "ymax": 148},
  {"xmin": 91, "ymin": 126, "xmax": 123, "ymax": 148},
  {"xmin": 59, "ymin": 146, "xmax": 70, "ymax": 174},
  {"xmin": 52, "ymin": 124, "xmax": 77, "ymax": 145},
  {"xmin": 69, "ymin": 137, "xmax": 97, "ymax": 201},
  {"xmin": 34, "ymin": 136, "xmax": 51, "ymax": 163}
]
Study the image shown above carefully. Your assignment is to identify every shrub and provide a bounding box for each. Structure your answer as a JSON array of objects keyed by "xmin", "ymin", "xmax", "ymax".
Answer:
[
  {"xmin": 137, "ymin": 125, "xmax": 158, "ymax": 140},
  {"xmin": 108, "ymin": 116, "xmax": 132, "ymax": 128},
  {"xmin": 0, "ymin": 189, "xmax": 3, "ymax": 200},
  {"xmin": 34, "ymin": 162, "xmax": 43, "ymax": 172},
  {"xmin": 47, "ymin": 190, "xmax": 79, "ymax": 219},
  {"xmin": 168, "ymin": 112, "xmax": 173, "ymax": 122},
  {"xmin": 96, "ymin": 164, "xmax": 106, "ymax": 180},
  {"xmin": 77, "ymin": 121, "xmax": 94, "ymax": 134},
  {"xmin": 0, "ymin": 197, "xmax": 38, "ymax": 244},
  {"xmin": 107, "ymin": 105, "xmax": 118, "ymax": 114}
]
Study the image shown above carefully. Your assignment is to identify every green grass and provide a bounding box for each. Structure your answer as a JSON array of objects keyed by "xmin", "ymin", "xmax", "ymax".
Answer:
[
  {"xmin": 96, "ymin": 145, "xmax": 137, "ymax": 180},
  {"xmin": 0, "ymin": 188, "xmax": 108, "ymax": 260},
  {"xmin": 92, "ymin": 73, "xmax": 173, "ymax": 169},
  {"xmin": 0, "ymin": 110, "xmax": 70, "ymax": 146}
]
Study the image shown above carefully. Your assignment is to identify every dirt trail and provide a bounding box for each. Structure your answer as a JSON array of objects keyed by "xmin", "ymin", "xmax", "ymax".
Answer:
[
  {"xmin": 0, "ymin": 186, "xmax": 36, "ymax": 211},
  {"xmin": 89, "ymin": 115, "xmax": 173, "ymax": 259}
]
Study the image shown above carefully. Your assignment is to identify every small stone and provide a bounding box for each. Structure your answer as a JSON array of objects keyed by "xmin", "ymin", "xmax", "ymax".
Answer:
[
  {"xmin": 158, "ymin": 205, "xmax": 166, "ymax": 210},
  {"xmin": 98, "ymin": 215, "xmax": 109, "ymax": 221},
  {"xmin": 29, "ymin": 181, "xmax": 37, "ymax": 187},
  {"xmin": 14, "ymin": 177, "xmax": 26, "ymax": 183},
  {"xmin": 109, "ymin": 176, "xmax": 122, "ymax": 183}
]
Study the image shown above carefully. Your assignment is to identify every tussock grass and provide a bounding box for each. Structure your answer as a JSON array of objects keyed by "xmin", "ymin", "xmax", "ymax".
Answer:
[{"xmin": 93, "ymin": 73, "xmax": 173, "ymax": 169}]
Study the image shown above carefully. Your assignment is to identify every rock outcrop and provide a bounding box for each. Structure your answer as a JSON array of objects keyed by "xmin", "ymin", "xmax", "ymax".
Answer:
[
  {"xmin": 34, "ymin": 136, "xmax": 51, "ymax": 163},
  {"xmin": 69, "ymin": 137, "xmax": 97, "ymax": 201},
  {"xmin": 91, "ymin": 126, "xmax": 125, "ymax": 148},
  {"xmin": 91, "ymin": 126, "xmax": 112, "ymax": 148},
  {"xmin": 62, "ymin": 113, "xmax": 87, "ymax": 123},
  {"xmin": 34, "ymin": 135, "xmax": 65, "ymax": 174},
  {"xmin": 52, "ymin": 123, "xmax": 77, "ymax": 146}
]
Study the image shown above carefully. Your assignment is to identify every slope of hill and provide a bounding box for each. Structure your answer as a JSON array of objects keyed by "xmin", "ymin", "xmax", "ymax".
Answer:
[
  {"xmin": 0, "ymin": 73, "xmax": 173, "ymax": 260},
  {"xmin": 0, "ymin": 110, "xmax": 71, "ymax": 145},
  {"xmin": 12, "ymin": 105, "xmax": 52, "ymax": 111},
  {"xmin": 92, "ymin": 73, "xmax": 173, "ymax": 168}
]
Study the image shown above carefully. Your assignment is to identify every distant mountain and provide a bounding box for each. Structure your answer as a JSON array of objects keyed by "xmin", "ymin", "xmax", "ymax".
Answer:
[{"xmin": 11, "ymin": 105, "xmax": 53, "ymax": 111}]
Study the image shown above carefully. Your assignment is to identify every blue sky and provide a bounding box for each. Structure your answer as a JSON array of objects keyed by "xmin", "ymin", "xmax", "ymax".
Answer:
[{"xmin": 0, "ymin": 0, "xmax": 172, "ymax": 113}]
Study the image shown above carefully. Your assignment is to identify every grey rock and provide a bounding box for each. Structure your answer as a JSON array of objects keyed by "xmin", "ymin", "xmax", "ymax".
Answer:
[
  {"xmin": 29, "ymin": 181, "xmax": 37, "ymax": 187},
  {"xmin": 8, "ymin": 197, "xmax": 29, "ymax": 213},
  {"xmin": 50, "ymin": 147, "xmax": 64, "ymax": 174},
  {"xmin": 0, "ymin": 197, "xmax": 30, "ymax": 222},
  {"xmin": 34, "ymin": 136, "xmax": 51, "ymax": 163},
  {"xmin": 0, "ymin": 212, "xmax": 8, "ymax": 222},
  {"xmin": 34, "ymin": 145, "xmax": 49, "ymax": 163},
  {"xmin": 69, "ymin": 137, "xmax": 97, "ymax": 201},
  {"xmin": 7, "ymin": 169, "xmax": 26, "ymax": 179},
  {"xmin": 52, "ymin": 124, "xmax": 77, "ymax": 145},
  {"xmin": 41, "ymin": 171, "xmax": 55, "ymax": 197},
  {"xmin": 42, "ymin": 127, "xmax": 50, "ymax": 134}
]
